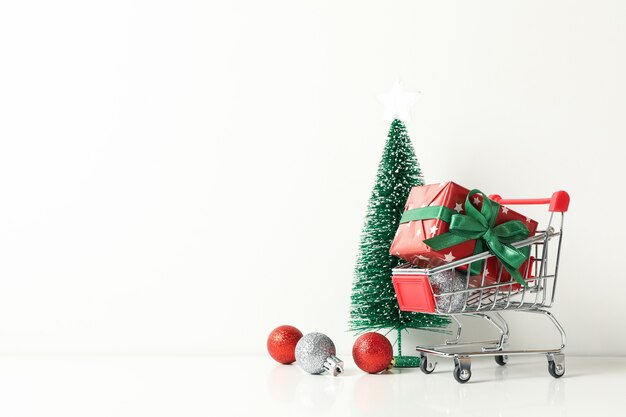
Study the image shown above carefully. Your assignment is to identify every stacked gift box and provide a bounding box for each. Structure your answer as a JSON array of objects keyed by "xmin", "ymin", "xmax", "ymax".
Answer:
[{"xmin": 389, "ymin": 181, "xmax": 539, "ymax": 313}]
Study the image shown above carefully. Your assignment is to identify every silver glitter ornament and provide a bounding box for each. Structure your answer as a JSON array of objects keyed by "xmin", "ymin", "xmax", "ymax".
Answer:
[
  {"xmin": 430, "ymin": 269, "xmax": 468, "ymax": 313},
  {"xmin": 295, "ymin": 332, "xmax": 344, "ymax": 376}
]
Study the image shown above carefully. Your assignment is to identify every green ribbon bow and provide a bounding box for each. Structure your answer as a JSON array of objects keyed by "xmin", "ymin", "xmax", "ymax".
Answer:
[{"xmin": 399, "ymin": 189, "xmax": 531, "ymax": 287}]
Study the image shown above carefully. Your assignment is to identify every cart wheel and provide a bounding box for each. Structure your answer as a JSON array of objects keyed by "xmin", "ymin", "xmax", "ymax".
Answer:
[
  {"xmin": 548, "ymin": 360, "xmax": 565, "ymax": 378},
  {"xmin": 419, "ymin": 355, "xmax": 435, "ymax": 374},
  {"xmin": 495, "ymin": 355, "xmax": 508, "ymax": 366},
  {"xmin": 453, "ymin": 364, "xmax": 471, "ymax": 383}
]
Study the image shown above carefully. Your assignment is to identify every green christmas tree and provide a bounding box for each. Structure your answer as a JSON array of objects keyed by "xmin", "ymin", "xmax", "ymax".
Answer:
[{"xmin": 349, "ymin": 119, "xmax": 449, "ymax": 367}]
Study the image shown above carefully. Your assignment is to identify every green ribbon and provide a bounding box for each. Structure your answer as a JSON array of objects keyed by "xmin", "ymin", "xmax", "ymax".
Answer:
[{"xmin": 399, "ymin": 189, "xmax": 531, "ymax": 287}]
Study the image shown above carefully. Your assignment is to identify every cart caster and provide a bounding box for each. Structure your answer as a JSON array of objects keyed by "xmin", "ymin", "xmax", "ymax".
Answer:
[
  {"xmin": 419, "ymin": 354, "xmax": 435, "ymax": 374},
  {"xmin": 548, "ymin": 361, "xmax": 565, "ymax": 378},
  {"xmin": 453, "ymin": 357, "xmax": 471, "ymax": 384},
  {"xmin": 495, "ymin": 355, "xmax": 508, "ymax": 366},
  {"xmin": 454, "ymin": 365, "xmax": 471, "ymax": 383},
  {"xmin": 547, "ymin": 353, "xmax": 565, "ymax": 378}
]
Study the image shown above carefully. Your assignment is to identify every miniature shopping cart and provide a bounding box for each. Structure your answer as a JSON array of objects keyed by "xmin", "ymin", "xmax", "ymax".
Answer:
[{"xmin": 392, "ymin": 191, "xmax": 570, "ymax": 383}]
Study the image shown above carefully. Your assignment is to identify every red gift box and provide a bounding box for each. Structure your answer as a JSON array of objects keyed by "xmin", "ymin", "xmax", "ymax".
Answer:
[
  {"xmin": 466, "ymin": 255, "xmax": 535, "ymax": 291},
  {"xmin": 389, "ymin": 182, "xmax": 538, "ymax": 285}
]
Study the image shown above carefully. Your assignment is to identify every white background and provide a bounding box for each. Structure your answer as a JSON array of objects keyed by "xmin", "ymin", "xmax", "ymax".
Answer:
[{"xmin": 0, "ymin": 0, "xmax": 624, "ymax": 357}]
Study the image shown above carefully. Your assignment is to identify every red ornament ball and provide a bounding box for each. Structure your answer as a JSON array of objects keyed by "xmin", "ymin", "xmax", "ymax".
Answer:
[
  {"xmin": 352, "ymin": 332, "xmax": 394, "ymax": 374},
  {"xmin": 267, "ymin": 325, "xmax": 303, "ymax": 364}
]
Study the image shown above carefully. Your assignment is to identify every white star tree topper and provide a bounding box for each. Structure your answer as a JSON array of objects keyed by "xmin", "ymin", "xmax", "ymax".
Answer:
[{"xmin": 378, "ymin": 81, "xmax": 418, "ymax": 124}]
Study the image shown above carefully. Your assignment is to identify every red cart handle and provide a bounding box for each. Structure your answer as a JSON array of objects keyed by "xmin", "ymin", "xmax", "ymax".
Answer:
[{"xmin": 488, "ymin": 191, "xmax": 570, "ymax": 213}]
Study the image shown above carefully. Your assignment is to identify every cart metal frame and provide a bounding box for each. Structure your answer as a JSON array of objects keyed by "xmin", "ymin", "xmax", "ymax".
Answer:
[{"xmin": 392, "ymin": 191, "xmax": 570, "ymax": 383}]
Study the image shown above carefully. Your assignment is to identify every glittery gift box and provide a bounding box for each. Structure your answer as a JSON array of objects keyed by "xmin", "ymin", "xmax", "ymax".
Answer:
[{"xmin": 389, "ymin": 181, "xmax": 538, "ymax": 285}]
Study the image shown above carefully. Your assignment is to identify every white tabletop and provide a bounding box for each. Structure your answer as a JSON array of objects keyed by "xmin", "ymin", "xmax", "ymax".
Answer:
[{"xmin": 0, "ymin": 355, "xmax": 621, "ymax": 416}]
